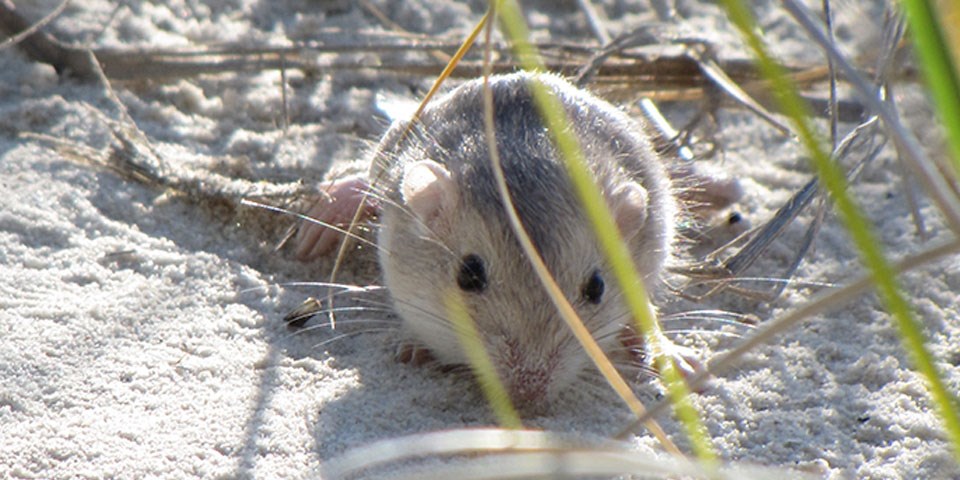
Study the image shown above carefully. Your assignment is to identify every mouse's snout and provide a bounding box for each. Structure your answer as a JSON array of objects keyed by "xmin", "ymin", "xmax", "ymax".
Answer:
[
  {"xmin": 494, "ymin": 342, "xmax": 563, "ymax": 413},
  {"xmin": 506, "ymin": 365, "xmax": 551, "ymax": 408}
]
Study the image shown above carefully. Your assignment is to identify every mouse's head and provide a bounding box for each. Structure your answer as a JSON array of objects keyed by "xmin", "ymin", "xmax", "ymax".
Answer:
[{"xmin": 375, "ymin": 72, "xmax": 676, "ymax": 412}]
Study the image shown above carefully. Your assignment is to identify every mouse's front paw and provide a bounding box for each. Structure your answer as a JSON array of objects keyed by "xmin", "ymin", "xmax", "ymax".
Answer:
[
  {"xmin": 395, "ymin": 343, "xmax": 436, "ymax": 366},
  {"xmin": 295, "ymin": 176, "xmax": 377, "ymax": 261},
  {"xmin": 620, "ymin": 326, "xmax": 708, "ymax": 393},
  {"xmin": 673, "ymin": 163, "xmax": 743, "ymax": 216},
  {"xmin": 656, "ymin": 339, "xmax": 708, "ymax": 392}
]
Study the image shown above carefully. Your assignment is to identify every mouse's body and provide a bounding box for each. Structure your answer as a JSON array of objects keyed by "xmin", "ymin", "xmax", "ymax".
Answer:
[{"xmin": 297, "ymin": 72, "xmax": 705, "ymax": 411}]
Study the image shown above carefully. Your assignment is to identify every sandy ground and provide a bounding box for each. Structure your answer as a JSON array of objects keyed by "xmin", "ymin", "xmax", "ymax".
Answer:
[{"xmin": 1, "ymin": 0, "xmax": 959, "ymax": 478}]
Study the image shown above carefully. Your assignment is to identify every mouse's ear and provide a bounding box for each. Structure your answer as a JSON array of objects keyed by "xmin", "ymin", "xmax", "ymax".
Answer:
[
  {"xmin": 402, "ymin": 160, "xmax": 456, "ymax": 227},
  {"xmin": 610, "ymin": 181, "xmax": 648, "ymax": 240}
]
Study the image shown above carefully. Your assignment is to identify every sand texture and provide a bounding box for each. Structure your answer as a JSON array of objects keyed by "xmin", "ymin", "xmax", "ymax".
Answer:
[{"xmin": 1, "ymin": 0, "xmax": 958, "ymax": 478}]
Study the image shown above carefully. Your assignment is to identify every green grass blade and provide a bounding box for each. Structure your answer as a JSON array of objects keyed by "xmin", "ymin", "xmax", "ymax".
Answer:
[
  {"xmin": 719, "ymin": 0, "xmax": 960, "ymax": 461},
  {"xmin": 899, "ymin": 0, "xmax": 960, "ymax": 177},
  {"xmin": 494, "ymin": 0, "xmax": 716, "ymax": 463},
  {"xmin": 445, "ymin": 290, "xmax": 523, "ymax": 429}
]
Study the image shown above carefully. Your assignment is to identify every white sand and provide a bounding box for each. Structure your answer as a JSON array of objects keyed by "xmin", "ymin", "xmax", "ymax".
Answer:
[{"xmin": 1, "ymin": 0, "xmax": 958, "ymax": 478}]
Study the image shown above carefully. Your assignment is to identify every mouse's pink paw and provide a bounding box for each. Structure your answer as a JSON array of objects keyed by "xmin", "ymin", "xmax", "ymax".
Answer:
[
  {"xmin": 295, "ymin": 176, "xmax": 377, "ymax": 261},
  {"xmin": 395, "ymin": 343, "xmax": 436, "ymax": 367},
  {"xmin": 672, "ymin": 163, "xmax": 743, "ymax": 217},
  {"xmin": 655, "ymin": 340, "xmax": 708, "ymax": 392},
  {"xmin": 620, "ymin": 326, "xmax": 709, "ymax": 393}
]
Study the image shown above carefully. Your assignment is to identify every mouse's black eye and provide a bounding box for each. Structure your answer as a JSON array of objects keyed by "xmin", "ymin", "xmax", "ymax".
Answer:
[
  {"xmin": 457, "ymin": 254, "xmax": 488, "ymax": 293},
  {"xmin": 581, "ymin": 270, "xmax": 604, "ymax": 304}
]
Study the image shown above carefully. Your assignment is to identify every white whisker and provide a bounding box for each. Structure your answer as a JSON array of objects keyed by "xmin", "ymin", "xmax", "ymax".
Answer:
[
  {"xmin": 660, "ymin": 329, "xmax": 744, "ymax": 339},
  {"xmin": 294, "ymin": 319, "xmax": 398, "ymax": 337},
  {"xmin": 239, "ymin": 282, "xmax": 386, "ymax": 296},
  {"xmin": 241, "ymin": 197, "xmax": 384, "ymax": 252},
  {"xmin": 310, "ymin": 329, "xmax": 393, "ymax": 350}
]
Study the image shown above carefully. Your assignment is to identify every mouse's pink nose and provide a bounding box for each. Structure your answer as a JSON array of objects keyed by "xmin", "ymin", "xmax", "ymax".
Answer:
[
  {"xmin": 505, "ymin": 366, "xmax": 553, "ymax": 413},
  {"xmin": 498, "ymin": 343, "xmax": 560, "ymax": 413},
  {"xmin": 511, "ymin": 369, "xmax": 546, "ymax": 399}
]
